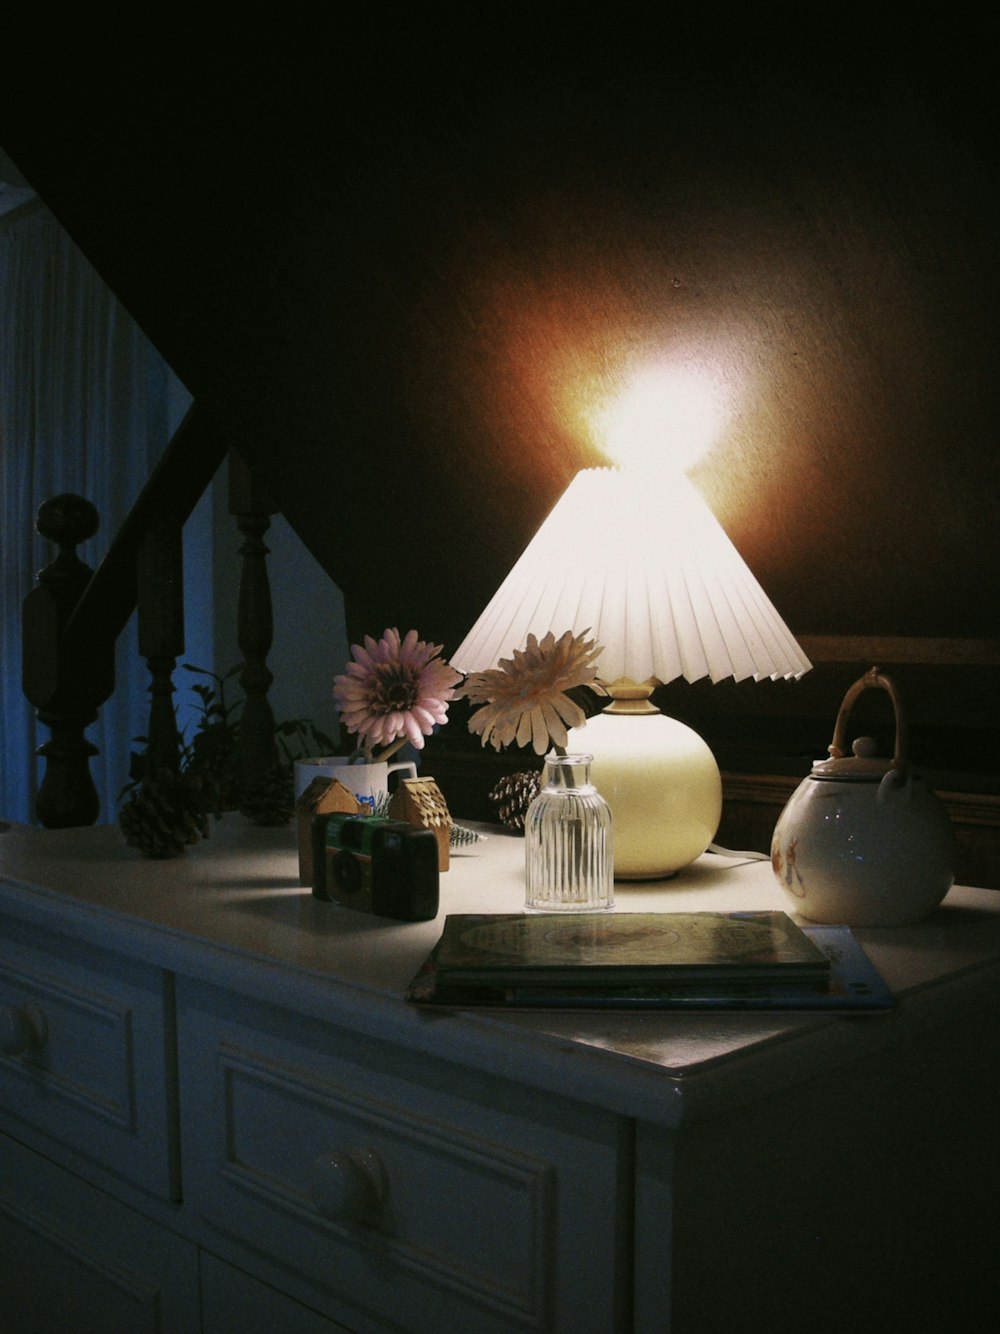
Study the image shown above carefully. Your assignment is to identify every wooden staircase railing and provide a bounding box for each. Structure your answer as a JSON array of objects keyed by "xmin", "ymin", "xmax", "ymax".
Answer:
[
  {"xmin": 228, "ymin": 450, "xmax": 281, "ymax": 790},
  {"xmin": 22, "ymin": 404, "xmax": 230, "ymax": 826}
]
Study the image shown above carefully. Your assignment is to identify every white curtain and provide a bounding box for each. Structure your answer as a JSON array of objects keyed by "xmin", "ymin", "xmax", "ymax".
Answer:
[{"xmin": 1, "ymin": 200, "xmax": 197, "ymax": 824}]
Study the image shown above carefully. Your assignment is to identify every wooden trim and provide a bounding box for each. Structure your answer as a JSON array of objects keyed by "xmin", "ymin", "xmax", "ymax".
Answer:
[
  {"xmin": 937, "ymin": 790, "xmax": 1000, "ymax": 829},
  {"xmin": 797, "ymin": 636, "xmax": 1000, "ymax": 666},
  {"xmin": 721, "ymin": 773, "xmax": 799, "ymax": 805},
  {"xmin": 722, "ymin": 773, "xmax": 1000, "ymax": 827}
]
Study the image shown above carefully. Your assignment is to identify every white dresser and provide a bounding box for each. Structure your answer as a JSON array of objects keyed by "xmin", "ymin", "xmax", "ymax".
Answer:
[{"xmin": 3, "ymin": 817, "xmax": 999, "ymax": 1333}]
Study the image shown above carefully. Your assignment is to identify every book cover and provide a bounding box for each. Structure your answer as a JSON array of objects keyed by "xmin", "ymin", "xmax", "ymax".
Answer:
[
  {"xmin": 406, "ymin": 924, "xmax": 892, "ymax": 1011},
  {"xmin": 422, "ymin": 910, "xmax": 831, "ymax": 989}
]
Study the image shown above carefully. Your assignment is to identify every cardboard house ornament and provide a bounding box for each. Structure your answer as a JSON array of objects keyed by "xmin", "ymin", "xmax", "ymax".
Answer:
[
  {"xmin": 389, "ymin": 776, "xmax": 453, "ymax": 870},
  {"xmin": 296, "ymin": 776, "xmax": 362, "ymax": 886}
]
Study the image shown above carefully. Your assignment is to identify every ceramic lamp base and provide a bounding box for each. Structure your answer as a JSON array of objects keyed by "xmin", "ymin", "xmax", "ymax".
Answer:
[{"xmin": 569, "ymin": 705, "xmax": 722, "ymax": 880}]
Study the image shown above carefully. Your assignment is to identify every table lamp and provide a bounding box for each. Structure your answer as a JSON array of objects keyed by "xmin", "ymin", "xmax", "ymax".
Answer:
[{"xmin": 451, "ymin": 464, "xmax": 811, "ymax": 878}]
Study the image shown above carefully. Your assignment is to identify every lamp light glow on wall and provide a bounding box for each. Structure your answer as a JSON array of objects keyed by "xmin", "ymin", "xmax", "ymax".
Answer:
[{"xmin": 452, "ymin": 364, "xmax": 811, "ymax": 879}]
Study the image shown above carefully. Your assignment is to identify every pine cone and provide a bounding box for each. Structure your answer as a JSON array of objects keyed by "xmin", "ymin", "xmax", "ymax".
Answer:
[
  {"xmin": 488, "ymin": 770, "xmax": 541, "ymax": 832},
  {"xmin": 239, "ymin": 765, "xmax": 295, "ymax": 827},
  {"xmin": 120, "ymin": 772, "xmax": 209, "ymax": 859}
]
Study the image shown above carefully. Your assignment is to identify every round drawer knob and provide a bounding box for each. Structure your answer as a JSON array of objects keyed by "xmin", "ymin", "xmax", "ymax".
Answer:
[
  {"xmin": 310, "ymin": 1147, "xmax": 388, "ymax": 1223},
  {"xmin": 0, "ymin": 1002, "xmax": 48, "ymax": 1056}
]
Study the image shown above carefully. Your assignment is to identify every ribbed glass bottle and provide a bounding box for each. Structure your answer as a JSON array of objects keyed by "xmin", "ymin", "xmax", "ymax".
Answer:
[{"xmin": 524, "ymin": 754, "xmax": 614, "ymax": 911}]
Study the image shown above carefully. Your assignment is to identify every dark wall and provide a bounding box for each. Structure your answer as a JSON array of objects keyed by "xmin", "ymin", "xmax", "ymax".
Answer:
[{"xmin": 4, "ymin": 12, "xmax": 998, "ymax": 788}]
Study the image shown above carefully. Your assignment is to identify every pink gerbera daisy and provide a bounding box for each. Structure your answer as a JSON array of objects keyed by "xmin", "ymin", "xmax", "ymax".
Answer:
[{"xmin": 333, "ymin": 628, "xmax": 462, "ymax": 759}]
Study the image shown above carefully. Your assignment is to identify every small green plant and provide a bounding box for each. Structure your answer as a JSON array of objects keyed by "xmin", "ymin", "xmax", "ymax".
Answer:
[
  {"xmin": 120, "ymin": 663, "xmax": 337, "ymax": 846},
  {"xmin": 181, "ymin": 662, "xmax": 337, "ymax": 811},
  {"xmin": 180, "ymin": 662, "xmax": 244, "ymax": 811}
]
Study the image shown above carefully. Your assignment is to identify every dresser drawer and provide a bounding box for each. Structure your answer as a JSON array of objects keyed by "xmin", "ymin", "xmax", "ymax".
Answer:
[
  {"xmin": 0, "ymin": 1131, "xmax": 198, "ymax": 1333},
  {"xmin": 177, "ymin": 979, "xmax": 629, "ymax": 1334},
  {"xmin": 0, "ymin": 912, "xmax": 179, "ymax": 1201}
]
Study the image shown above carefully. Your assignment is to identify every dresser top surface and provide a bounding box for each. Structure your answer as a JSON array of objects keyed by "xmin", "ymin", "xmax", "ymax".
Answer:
[{"xmin": 4, "ymin": 816, "xmax": 999, "ymax": 1123}]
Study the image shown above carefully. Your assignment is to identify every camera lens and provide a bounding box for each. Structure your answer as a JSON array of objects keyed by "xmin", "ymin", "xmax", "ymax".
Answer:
[{"xmin": 332, "ymin": 849, "xmax": 363, "ymax": 896}]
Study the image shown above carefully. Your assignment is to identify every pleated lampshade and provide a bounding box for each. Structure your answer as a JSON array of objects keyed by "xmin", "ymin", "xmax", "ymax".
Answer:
[
  {"xmin": 453, "ymin": 467, "xmax": 811, "ymax": 880},
  {"xmin": 452, "ymin": 467, "xmax": 811, "ymax": 684}
]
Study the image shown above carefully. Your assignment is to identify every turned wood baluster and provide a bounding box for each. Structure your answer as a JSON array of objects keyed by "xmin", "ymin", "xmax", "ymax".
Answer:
[
  {"xmin": 229, "ymin": 451, "xmax": 279, "ymax": 787},
  {"xmin": 137, "ymin": 518, "xmax": 184, "ymax": 780},
  {"xmin": 21, "ymin": 494, "xmax": 112, "ymax": 827}
]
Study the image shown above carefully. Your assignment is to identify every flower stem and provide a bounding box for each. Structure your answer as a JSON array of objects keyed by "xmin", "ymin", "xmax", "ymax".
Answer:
[{"xmin": 373, "ymin": 737, "xmax": 409, "ymax": 764}]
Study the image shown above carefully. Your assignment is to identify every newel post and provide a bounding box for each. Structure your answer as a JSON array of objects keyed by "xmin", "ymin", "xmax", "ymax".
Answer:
[{"xmin": 21, "ymin": 494, "xmax": 114, "ymax": 826}]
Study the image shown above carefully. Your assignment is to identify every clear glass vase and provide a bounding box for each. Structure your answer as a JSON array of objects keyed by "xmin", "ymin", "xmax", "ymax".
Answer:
[{"xmin": 524, "ymin": 753, "xmax": 614, "ymax": 911}]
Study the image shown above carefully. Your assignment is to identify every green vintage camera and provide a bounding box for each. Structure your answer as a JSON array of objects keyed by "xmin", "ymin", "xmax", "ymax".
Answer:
[{"xmin": 312, "ymin": 812, "xmax": 439, "ymax": 921}]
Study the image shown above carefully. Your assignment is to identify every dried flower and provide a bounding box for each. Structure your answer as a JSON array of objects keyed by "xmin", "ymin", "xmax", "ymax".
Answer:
[
  {"xmin": 333, "ymin": 628, "xmax": 462, "ymax": 760},
  {"xmin": 458, "ymin": 629, "xmax": 603, "ymax": 755}
]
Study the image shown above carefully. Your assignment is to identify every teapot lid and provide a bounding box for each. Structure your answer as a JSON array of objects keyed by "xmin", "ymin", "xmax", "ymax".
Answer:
[
  {"xmin": 811, "ymin": 667, "xmax": 909, "ymax": 783},
  {"xmin": 811, "ymin": 735, "xmax": 896, "ymax": 781}
]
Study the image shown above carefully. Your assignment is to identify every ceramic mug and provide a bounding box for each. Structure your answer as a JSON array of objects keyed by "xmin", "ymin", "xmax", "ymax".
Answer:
[{"xmin": 293, "ymin": 757, "xmax": 417, "ymax": 812}]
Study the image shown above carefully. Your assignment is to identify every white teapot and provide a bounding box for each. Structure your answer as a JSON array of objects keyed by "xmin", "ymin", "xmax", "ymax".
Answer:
[{"xmin": 771, "ymin": 667, "xmax": 954, "ymax": 926}]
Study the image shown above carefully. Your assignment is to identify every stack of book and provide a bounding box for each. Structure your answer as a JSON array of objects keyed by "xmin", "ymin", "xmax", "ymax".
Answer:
[{"xmin": 406, "ymin": 910, "xmax": 892, "ymax": 1010}]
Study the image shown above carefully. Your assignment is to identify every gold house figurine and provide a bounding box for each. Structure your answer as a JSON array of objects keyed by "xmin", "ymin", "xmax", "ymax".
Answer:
[
  {"xmin": 295, "ymin": 777, "xmax": 362, "ymax": 886},
  {"xmin": 389, "ymin": 776, "xmax": 453, "ymax": 871}
]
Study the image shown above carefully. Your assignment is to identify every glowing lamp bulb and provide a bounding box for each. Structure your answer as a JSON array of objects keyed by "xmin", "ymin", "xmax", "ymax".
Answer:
[{"xmin": 598, "ymin": 365, "xmax": 722, "ymax": 475}]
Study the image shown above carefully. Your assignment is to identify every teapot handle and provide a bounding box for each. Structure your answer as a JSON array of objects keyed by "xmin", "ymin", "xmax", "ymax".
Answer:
[{"xmin": 828, "ymin": 666, "xmax": 909, "ymax": 780}]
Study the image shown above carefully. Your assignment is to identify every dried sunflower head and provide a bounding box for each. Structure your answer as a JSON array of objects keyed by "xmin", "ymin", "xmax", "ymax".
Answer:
[{"xmin": 457, "ymin": 629, "xmax": 603, "ymax": 755}]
